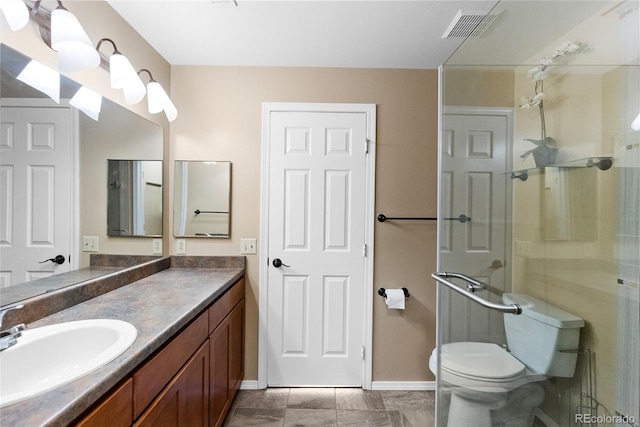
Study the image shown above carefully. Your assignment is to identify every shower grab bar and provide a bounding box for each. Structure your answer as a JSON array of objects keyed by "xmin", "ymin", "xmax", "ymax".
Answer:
[
  {"xmin": 431, "ymin": 272, "xmax": 522, "ymax": 315},
  {"xmin": 438, "ymin": 272, "xmax": 487, "ymax": 293}
]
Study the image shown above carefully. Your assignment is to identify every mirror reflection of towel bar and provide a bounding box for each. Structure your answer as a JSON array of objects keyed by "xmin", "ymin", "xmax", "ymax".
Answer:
[
  {"xmin": 377, "ymin": 214, "xmax": 471, "ymax": 223},
  {"xmin": 194, "ymin": 210, "xmax": 230, "ymax": 215}
]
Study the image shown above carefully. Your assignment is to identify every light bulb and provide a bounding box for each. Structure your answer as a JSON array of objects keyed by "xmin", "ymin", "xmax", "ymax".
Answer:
[
  {"xmin": 70, "ymin": 86, "xmax": 102, "ymax": 121},
  {"xmin": 51, "ymin": 7, "xmax": 100, "ymax": 73},
  {"xmin": 16, "ymin": 60, "xmax": 60, "ymax": 103},
  {"xmin": 146, "ymin": 80, "xmax": 177, "ymax": 121},
  {"xmin": 0, "ymin": 0, "xmax": 29, "ymax": 31},
  {"xmin": 110, "ymin": 53, "xmax": 146, "ymax": 105}
]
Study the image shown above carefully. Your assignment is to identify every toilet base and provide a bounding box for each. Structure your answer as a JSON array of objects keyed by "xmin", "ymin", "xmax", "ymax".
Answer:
[{"xmin": 444, "ymin": 382, "xmax": 545, "ymax": 427}]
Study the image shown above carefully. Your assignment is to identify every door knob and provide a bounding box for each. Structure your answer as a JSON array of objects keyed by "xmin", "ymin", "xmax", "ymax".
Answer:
[
  {"xmin": 272, "ymin": 258, "xmax": 290, "ymax": 268},
  {"xmin": 489, "ymin": 259, "xmax": 503, "ymax": 270},
  {"xmin": 39, "ymin": 255, "xmax": 66, "ymax": 265}
]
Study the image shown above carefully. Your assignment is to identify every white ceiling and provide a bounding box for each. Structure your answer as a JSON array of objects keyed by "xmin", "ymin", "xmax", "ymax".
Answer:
[{"xmin": 106, "ymin": 0, "xmax": 500, "ymax": 69}]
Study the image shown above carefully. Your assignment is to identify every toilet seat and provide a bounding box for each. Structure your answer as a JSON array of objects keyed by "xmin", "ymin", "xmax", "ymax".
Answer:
[
  {"xmin": 439, "ymin": 342, "xmax": 525, "ymax": 381},
  {"xmin": 429, "ymin": 342, "xmax": 545, "ymax": 393}
]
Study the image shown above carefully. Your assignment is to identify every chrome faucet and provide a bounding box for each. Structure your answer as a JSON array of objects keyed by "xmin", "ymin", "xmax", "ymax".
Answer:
[{"xmin": 0, "ymin": 304, "xmax": 26, "ymax": 351}]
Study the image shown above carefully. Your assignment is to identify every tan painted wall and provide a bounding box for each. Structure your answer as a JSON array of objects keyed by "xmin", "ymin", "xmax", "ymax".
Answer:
[
  {"xmin": 2, "ymin": 1, "xmax": 172, "ymax": 261},
  {"xmin": 443, "ymin": 68, "xmax": 515, "ymax": 108},
  {"xmin": 169, "ymin": 66, "xmax": 439, "ymax": 382}
]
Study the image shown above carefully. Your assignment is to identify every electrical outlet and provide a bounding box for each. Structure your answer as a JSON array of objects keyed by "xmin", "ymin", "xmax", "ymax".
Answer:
[
  {"xmin": 516, "ymin": 241, "xmax": 532, "ymax": 256},
  {"xmin": 153, "ymin": 238, "xmax": 163, "ymax": 255},
  {"xmin": 240, "ymin": 238, "xmax": 257, "ymax": 254},
  {"xmin": 177, "ymin": 239, "xmax": 187, "ymax": 255},
  {"xmin": 82, "ymin": 236, "xmax": 99, "ymax": 252}
]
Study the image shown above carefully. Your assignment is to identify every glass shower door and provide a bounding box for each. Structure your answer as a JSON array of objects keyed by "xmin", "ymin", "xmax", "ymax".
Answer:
[{"xmin": 435, "ymin": 1, "xmax": 640, "ymax": 426}]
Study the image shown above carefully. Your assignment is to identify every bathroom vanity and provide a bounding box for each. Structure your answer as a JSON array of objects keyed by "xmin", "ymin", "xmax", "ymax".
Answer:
[{"xmin": 0, "ymin": 256, "xmax": 245, "ymax": 426}]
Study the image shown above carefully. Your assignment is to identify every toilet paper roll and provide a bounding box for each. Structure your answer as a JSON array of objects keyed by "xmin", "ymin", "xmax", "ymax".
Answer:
[{"xmin": 385, "ymin": 288, "xmax": 405, "ymax": 310}]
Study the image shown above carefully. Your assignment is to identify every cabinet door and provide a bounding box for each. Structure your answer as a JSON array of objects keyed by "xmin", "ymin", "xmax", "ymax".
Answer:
[
  {"xmin": 228, "ymin": 299, "xmax": 245, "ymax": 400},
  {"xmin": 209, "ymin": 321, "xmax": 230, "ymax": 427},
  {"xmin": 134, "ymin": 340, "xmax": 210, "ymax": 427},
  {"xmin": 134, "ymin": 313, "xmax": 208, "ymax": 419},
  {"xmin": 75, "ymin": 379, "xmax": 133, "ymax": 427},
  {"xmin": 210, "ymin": 298, "xmax": 245, "ymax": 427}
]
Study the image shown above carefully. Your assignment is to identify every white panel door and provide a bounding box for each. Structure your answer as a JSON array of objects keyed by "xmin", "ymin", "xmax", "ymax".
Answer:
[
  {"xmin": 441, "ymin": 111, "xmax": 511, "ymax": 344},
  {"xmin": 267, "ymin": 110, "xmax": 368, "ymax": 386},
  {"xmin": 0, "ymin": 106, "xmax": 73, "ymax": 287}
]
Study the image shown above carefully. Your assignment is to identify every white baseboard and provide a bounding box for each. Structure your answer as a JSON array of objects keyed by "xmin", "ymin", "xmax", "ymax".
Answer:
[
  {"xmin": 240, "ymin": 380, "xmax": 260, "ymax": 390},
  {"xmin": 371, "ymin": 381, "xmax": 436, "ymax": 391}
]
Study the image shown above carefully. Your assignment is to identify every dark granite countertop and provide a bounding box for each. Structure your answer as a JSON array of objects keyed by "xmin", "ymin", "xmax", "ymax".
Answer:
[
  {"xmin": 0, "ymin": 266, "xmax": 123, "ymax": 307},
  {"xmin": 0, "ymin": 264, "xmax": 245, "ymax": 426}
]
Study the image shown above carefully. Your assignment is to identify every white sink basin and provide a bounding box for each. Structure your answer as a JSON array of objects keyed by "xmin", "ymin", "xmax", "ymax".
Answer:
[{"xmin": 0, "ymin": 319, "xmax": 137, "ymax": 408}]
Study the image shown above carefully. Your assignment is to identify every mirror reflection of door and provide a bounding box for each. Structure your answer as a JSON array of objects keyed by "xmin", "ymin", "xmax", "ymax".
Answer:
[
  {"xmin": 107, "ymin": 160, "xmax": 162, "ymax": 237},
  {"xmin": 173, "ymin": 161, "xmax": 231, "ymax": 238},
  {"xmin": 0, "ymin": 104, "xmax": 73, "ymax": 287},
  {"xmin": 441, "ymin": 108, "xmax": 512, "ymax": 345}
]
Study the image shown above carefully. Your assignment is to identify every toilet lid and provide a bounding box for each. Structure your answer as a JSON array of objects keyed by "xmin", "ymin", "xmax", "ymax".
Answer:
[{"xmin": 438, "ymin": 342, "xmax": 525, "ymax": 380}]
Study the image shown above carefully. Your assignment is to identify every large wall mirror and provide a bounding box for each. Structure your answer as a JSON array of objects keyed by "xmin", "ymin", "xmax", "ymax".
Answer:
[
  {"xmin": 174, "ymin": 161, "xmax": 231, "ymax": 238},
  {"xmin": 0, "ymin": 44, "xmax": 163, "ymax": 307}
]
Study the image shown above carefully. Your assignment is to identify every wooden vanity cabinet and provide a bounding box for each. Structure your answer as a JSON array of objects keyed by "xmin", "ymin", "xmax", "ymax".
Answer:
[
  {"xmin": 209, "ymin": 279, "xmax": 245, "ymax": 427},
  {"xmin": 74, "ymin": 277, "xmax": 245, "ymax": 427}
]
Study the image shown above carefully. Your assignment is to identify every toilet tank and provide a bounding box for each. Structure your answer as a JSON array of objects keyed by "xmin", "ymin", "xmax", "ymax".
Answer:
[{"xmin": 502, "ymin": 293, "xmax": 584, "ymax": 377}]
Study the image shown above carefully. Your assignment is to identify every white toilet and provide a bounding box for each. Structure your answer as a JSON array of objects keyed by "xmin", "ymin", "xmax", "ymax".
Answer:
[{"xmin": 429, "ymin": 293, "xmax": 585, "ymax": 427}]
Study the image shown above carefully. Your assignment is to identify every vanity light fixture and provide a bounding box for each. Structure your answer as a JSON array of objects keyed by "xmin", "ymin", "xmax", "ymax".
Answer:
[
  {"xmin": 96, "ymin": 38, "xmax": 146, "ymax": 105},
  {"xmin": 632, "ymin": 112, "xmax": 640, "ymax": 131},
  {"xmin": 0, "ymin": 0, "xmax": 29, "ymax": 31},
  {"xmin": 16, "ymin": 59, "xmax": 60, "ymax": 103},
  {"xmin": 70, "ymin": 86, "xmax": 102, "ymax": 121},
  {"xmin": 138, "ymin": 69, "xmax": 178, "ymax": 122},
  {"xmin": 50, "ymin": 1, "xmax": 100, "ymax": 73}
]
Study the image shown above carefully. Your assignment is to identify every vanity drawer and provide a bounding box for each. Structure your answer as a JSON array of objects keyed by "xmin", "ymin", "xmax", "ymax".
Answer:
[
  {"xmin": 209, "ymin": 278, "xmax": 245, "ymax": 333},
  {"xmin": 133, "ymin": 311, "xmax": 208, "ymax": 418}
]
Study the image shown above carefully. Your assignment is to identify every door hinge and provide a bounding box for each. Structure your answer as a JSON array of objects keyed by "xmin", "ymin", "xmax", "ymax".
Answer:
[
  {"xmin": 362, "ymin": 345, "xmax": 366, "ymax": 360},
  {"xmin": 362, "ymin": 243, "xmax": 367, "ymax": 257}
]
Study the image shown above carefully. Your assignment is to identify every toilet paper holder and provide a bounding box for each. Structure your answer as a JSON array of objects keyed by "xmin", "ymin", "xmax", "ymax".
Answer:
[{"xmin": 378, "ymin": 287, "xmax": 410, "ymax": 299}]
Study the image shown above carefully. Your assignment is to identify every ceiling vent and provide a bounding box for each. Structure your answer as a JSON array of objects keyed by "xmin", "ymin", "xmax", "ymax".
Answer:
[{"xmin": 442, "ymin": 9, "xmax": 500, "ymax": 39}]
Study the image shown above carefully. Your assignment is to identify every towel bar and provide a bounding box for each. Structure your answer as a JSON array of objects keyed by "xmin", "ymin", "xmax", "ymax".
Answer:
[{"xmin": 377, "ymin": 214, "xmax": 470, "ymax": 223}]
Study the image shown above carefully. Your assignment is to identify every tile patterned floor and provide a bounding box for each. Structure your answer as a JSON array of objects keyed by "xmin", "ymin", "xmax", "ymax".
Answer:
[{"xmin": 224, "ymin": 388, "xmax": 435, "ymax": 427}]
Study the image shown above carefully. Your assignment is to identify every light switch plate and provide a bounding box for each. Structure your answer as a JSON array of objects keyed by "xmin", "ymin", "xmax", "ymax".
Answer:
[{"xmin": 240, "ymin": 238, "xmax": 257, "ymax": 254}]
